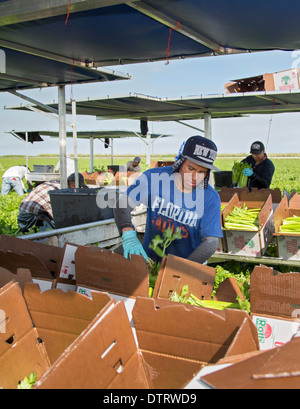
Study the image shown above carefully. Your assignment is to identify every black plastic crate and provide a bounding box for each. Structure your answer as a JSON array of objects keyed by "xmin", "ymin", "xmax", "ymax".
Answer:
[
  {"xmin": 213, "ymin": 171, "xmax": 233, "ymax": 188},
  {"xmin": 49, "ymin": 187, "xmax": 122, "ymax": 228},
  {"xmin": 33, "ymin": 165, "xmax": 54, "ymax": 173}
]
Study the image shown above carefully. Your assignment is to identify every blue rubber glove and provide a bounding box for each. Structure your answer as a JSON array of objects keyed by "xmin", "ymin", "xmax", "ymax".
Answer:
[
  {"xmin": 242, "ymin": 168, "xmax": 253, "ymax": 177},
  {"xmin": 122, "ymin": 230, "xmax": 149, "ymax": 261}
]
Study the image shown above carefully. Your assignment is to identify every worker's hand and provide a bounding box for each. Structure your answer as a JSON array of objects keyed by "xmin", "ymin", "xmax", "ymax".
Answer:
[
  {"xmin": 122, "ymin": 230, "xmax": 149, "ymax": 262},
  {"xmin": 242, "ymin": 168, "xmax": 253, "ymax": 177}
]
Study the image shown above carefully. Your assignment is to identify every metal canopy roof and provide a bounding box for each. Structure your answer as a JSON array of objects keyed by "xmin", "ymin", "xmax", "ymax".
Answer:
[
  {"xmin": 8, "ymin": 90, "xmax": 300, "ymax": 121},
  {"xmin": 37, "ymin": 130, "xmax": 171, "ymax": 139},
  {"xmin": 0, "ymin": 46, "xmax": 131, "ymax": 91},
  {"xmin": 2, "ymin": 0, "xmax": 300, "ymax": 91}
]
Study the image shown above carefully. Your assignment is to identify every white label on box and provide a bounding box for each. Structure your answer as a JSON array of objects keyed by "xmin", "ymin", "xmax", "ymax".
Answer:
[
  {"xmin": 59, "ymin": 244, "xmax": 78, "ymax": 279},
  {"xmin": 252, "ymin": 315, "xmax": 300, "ymax": 350},
  {"xmin": 273, "ymin": 69, "xmax": 299, "ymax": 91},
  {"xmin": 32, "ymin": 278, "xmax": 53, "ymax": 292},
  {"xmin": 76, "ymin": 286, "xmax": 136, "ymax": 331}
]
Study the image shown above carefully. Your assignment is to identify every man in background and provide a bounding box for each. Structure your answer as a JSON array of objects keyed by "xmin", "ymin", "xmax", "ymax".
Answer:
[
  {"xmin": 126, "ymin": 156, "xmax": 142, "ymax": 173},
  {"xmin": 241, "ymin": 141, "xmax": 275, "ymax": 189},
  {"xmin": 1, "ymin": 165, "xmax": 32, "ymax": 196},
  {"xmin": 17, "ymin": 172, "xmax": 86, "ymax": 233}
]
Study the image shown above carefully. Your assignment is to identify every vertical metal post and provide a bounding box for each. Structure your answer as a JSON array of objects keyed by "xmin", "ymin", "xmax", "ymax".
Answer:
[
  {"xmin": 25, "ymin": 131, "xmax": 29, "ymax": 171},
  {"xmin": 111, "ymin": 138, "xmax": 114, "ymax": 165},
  {"xmin": 146, "ymin": 132, "xmax": 151, "ymax": 168},
  {"xmin": 71, "ymin": 99, "xmax": 79, "ymax": 188},
  {"xmin": 90, "ymin": 136, "xmax": 94, "ymax": 173},
  {"xmin": 204, "ymin": 113, "xmax": 212, "ymax": 140},
  {"xmin": 58, "ymin": 85, "xmax": 67, "ymax": 188}
]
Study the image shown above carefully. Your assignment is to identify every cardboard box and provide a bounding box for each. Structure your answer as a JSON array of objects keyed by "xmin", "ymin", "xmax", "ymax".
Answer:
[
  {"xmin": 273, "ymin": 194, "xmax": 300, "ymax": 260},
  {"xmin": 75, "ymin": 246, "xmax": 149, "ymax": 298},
  {"xmin": 218, "ymin": 187, "xmax": 281, "ymax": 207},
  {"xmin": 222, "ymin": 193, "xmax": 274, "ymax": 257},
  {"xmin": 152, "ymin": 254, "xmax": 216, "ymax": 304},
  {"xmin": 200, "ymin": 332, "xmax": 300, "ymax": 389},
  {"xmin": 132, "ymin": 297, "xmax": 259, "ymax": 389},
  {"xmin": 250, "ymin": 265, "xmax": 300, "ymax": 350},
  {"xmin": 33, "ymin": 296, "xmax": 259, "ymax": 389},
  {"xmin": 0, "ymin": 282, "xmax": 50, "ymax": 389},
  {"xmin": 74, "ymin": 246, "xmax": 149, "ymax": 325},
  {"xmin": 34, "ymin": 300, "xmax": 151, "ymax": 389},
  {"xmin": 225, "ymin": 68, "xmax": 300, "ymax": 93},
  {"xmin": 23, "ymin": 282, "xmax": 113, "ymax": 365},
  {"xmin": 0, "ymin": 234, "xmax": 63, "ymax": 279}
]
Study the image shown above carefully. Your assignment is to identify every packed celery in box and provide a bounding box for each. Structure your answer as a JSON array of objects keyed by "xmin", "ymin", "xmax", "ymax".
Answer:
[
  {"xmin": 279, "ymin": 215, "xmax": 300, "ymax": 234},
  {"xmin": 224, "ymin": 204, "xmax": 261, "ymax": 231}
]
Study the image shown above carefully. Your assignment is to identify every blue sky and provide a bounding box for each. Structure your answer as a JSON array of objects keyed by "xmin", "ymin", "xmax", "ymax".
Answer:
[{"xmin": 0, "ymin": 49, "xmax": 300, "ymax": 157}]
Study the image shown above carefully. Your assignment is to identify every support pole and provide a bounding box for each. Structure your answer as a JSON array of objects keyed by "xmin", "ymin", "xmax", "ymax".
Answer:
[
  {"xmin": 146, "ymin": 132, "xmax": 151, "ymax": 168},
  {"xmin": 204, "ymin": 112, "xmax": 212, "ymax": 140},
  {"xmin": 58, "ymin": 85, "xmax": 67, "ymax": 188},
  {"xmin": 90, "ymin": 137, "xmax": 94, "ymax": 173},
  {"xmin": 71, "ymin": 99, "xmax": 79, "ymax": 188},
  {"xmin": 111, "ymin": 138, "xmax": 114, "ymax": 165}
]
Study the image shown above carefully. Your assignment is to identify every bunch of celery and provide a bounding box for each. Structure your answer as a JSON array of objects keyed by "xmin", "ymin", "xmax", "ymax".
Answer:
[
  {"xmin": 279, "ymin": 215, "xmax": 300, "ymax": 234},
  {"xmin": 231, "ymin": 161, "xmax": 253, "ymax": 188},
  {"xmin": 224, "ymin": 204, "xmax": 260, "ymax": 231},
  {"xmin": 170, "ymin": 285, "xmax": 240, "ymax": 311}
]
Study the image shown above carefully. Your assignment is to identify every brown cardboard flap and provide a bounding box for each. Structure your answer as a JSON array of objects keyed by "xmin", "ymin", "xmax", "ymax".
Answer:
[
  {"xmin": 75, "ymin": 246, "xmax": 149, "ymax": 298},
  {"xmin": 252, "ymin": 335, "xmax": 300, "ymax": 379},
  {"xmin": 219, "ymin": 187, "xmax": 281, "ymax": 204},
  {"xmin": 0, "ymin": 235, "xmax": 63, "ymax": 278},
  {"xmin": 0, "ymin": 282, "xmax": 50, "ymax": 389},
  {"xmin": 153, "ymin": 254, "xmax": 216, "ymax": 301},
  {"xmin": 213, "ymin": 277, "xmax": 244, "ymax": 303},
  {"xmin": 289, "ymin": 192, "xmax": 300, "ymax": 209},
  {"xmin": 34, "ymin": 301, "xmax": 150, "ymax": 389},
  {"xmin": 132, "ymin": 297, "xmax": 258, "ymax": 365},
  {"xmin": 0, "ymin": 267, "xmax": 33, "ymax": 293},
  {"xmin": 24, "ymin": 283, "xmax": 113, "ymax": 364},
  {"xmin": 202, "ymin": 335, "xmax": 300, "ymax": 389},
  {"xmin": 224, "ymin": 317, "xmax": 259, "ymax": 358},
  {"xmin": 250, "ymin": 265, "xmax": 300, "ymax": 318},
  {"xmin": 0, "ymin": 249, "xmax": 52, "ymax": 279}
]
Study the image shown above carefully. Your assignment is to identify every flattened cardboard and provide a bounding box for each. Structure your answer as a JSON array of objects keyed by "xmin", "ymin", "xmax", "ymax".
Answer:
[
  {"xmin": 75, "ymin": 246, "xmax": 149, "ymax": 298},
  {"xmin": 132, "ymin": 297, "xmax": 259, "ymax": 389},
  {"xmin": 0, "ymin": 234, "xmax": 63, "ymax": 278},
  {"xmin": 34, "ymin": 301, "xmax": 150, "ymax": 389},
  {"xmin": 152, "ymin": 254, "xmax": 216, "ymax": 303},
  {"xmin": 201, "ymin": 334, "xmax": 300, "ymax": 389},
  {"xmin": 24, "ymin": 283, "xmax": 112, "ymax": 364},
  {"xmin": 0, "ymin": 282, "xmax": 50, "ymax": 389}
]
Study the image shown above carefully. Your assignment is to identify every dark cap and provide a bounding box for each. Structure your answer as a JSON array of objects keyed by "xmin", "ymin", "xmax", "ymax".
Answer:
[
  {"xmin": 134, "ymin": 156, "xmax": 141, "ymax": 164},
  {"xmin": 67, "ymin": 172, "xmax": 86, "ymax": 187},
  {"xmin": 182, "ymin": 135, "xmax": 219, "ymax": 171},
  {"xmin": 250, "ymin": 141, "xmax": 265, "ymax": 154}
]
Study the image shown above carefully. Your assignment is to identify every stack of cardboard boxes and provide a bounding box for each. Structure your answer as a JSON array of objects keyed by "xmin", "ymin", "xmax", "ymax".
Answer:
[{"xmin": 0, "ymin": 191, "xmax": 300, "ymax": 390}]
